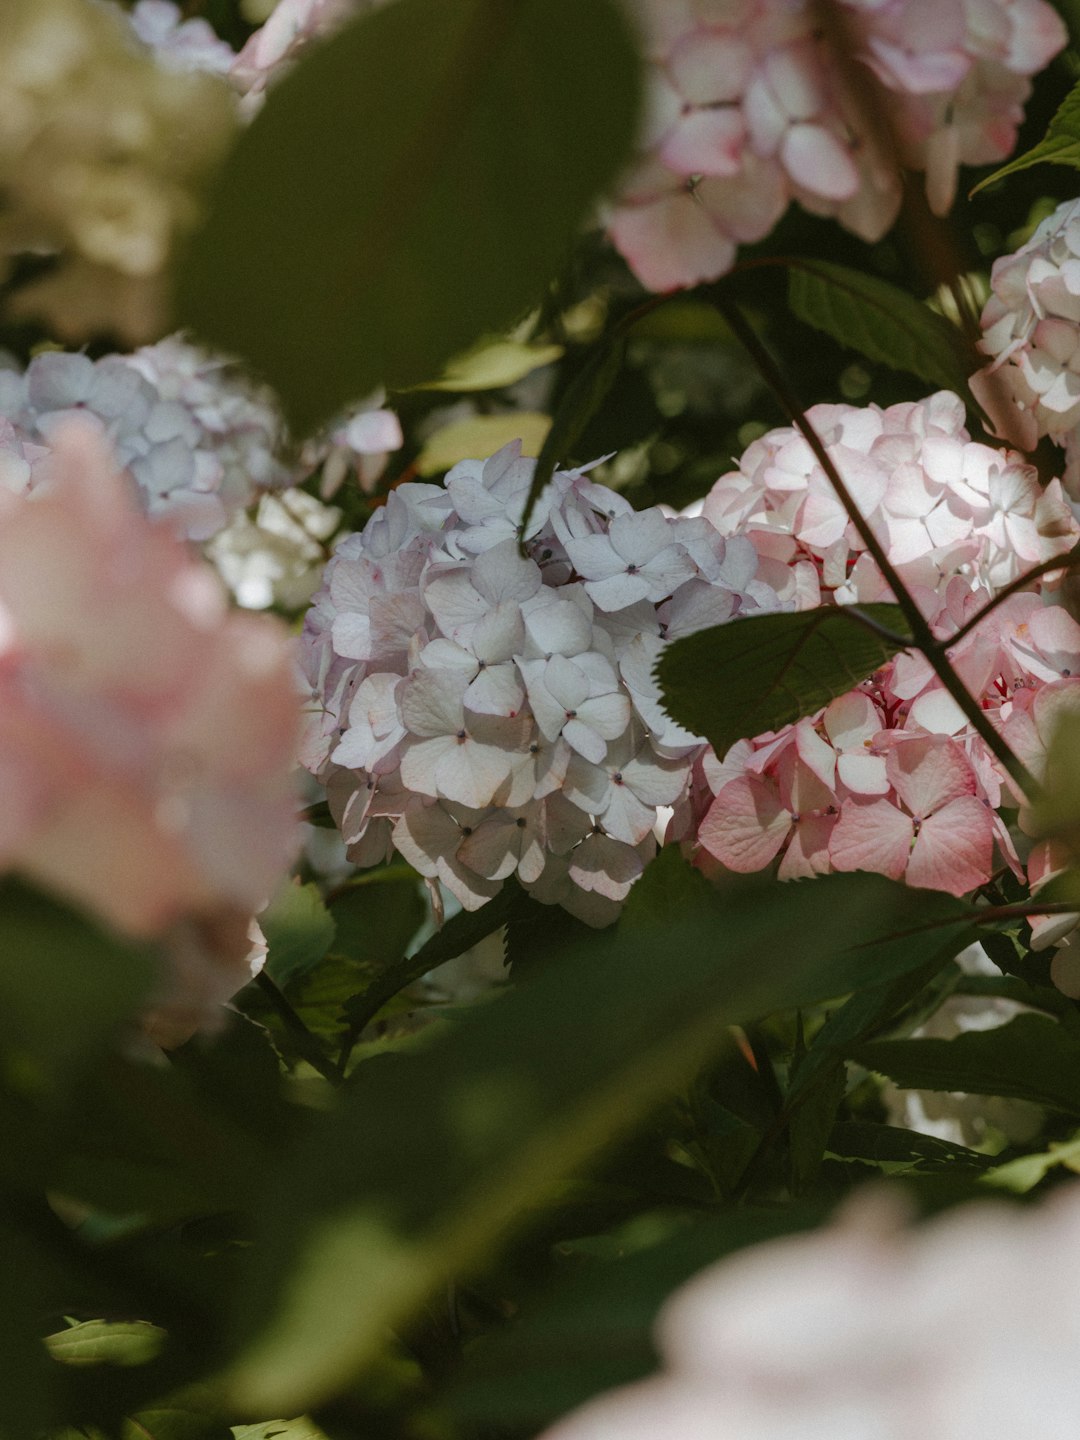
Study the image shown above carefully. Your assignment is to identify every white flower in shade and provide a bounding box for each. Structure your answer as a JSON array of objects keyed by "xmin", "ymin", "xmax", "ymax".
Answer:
[
  {"xmin": 974, "ymin": 197, "xmax": 1080, "ymax": 494},
  {"xmin": 128, "ymin": 0, "xmax": 235, "ymax": 74},
  {"xmin": 540, "ymin": 1180, "xmax": 1080, "ymax": 1440},
  {"xmin": 0, "ymin": 0, "xmax": 236, "ymax": 343},
  {"xmin": 301, "ymin": 441, "xmax": 782, "ymax": 920}
]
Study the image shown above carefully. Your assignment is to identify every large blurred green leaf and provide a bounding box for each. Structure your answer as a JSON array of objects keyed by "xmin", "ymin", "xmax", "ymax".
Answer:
[
  {"xmin": 786, "ymin": 259, "xmax": 972, "ymax": 393},
  {"xmin": 175, "ymin": 0, "xmax": 641, "ymax": 435},
  {"xmin": 447, "ymin": 1207, "xmax": 824, "ymax": 1428},
  {"xmin": 656, "ymin": 605, "xmax": 912, "ymax": 755},
  {"xmin": 854, "ymin": 1012, "xmax": 1080, "ymax": 1113},
  {"xmin": 971, "ymin": 79, "xmax": 1080, "ymax": 192},
  {"xmin": 261, "ymin": 883, "xmax": 336, "ymax": 990},
  {"xmin": 220, "ymin": 854, "xmax": 972, "ymax": 1412},
  {"xmin": 0, "ymin": 880, "xmax": 156, "ymax": 1091}
]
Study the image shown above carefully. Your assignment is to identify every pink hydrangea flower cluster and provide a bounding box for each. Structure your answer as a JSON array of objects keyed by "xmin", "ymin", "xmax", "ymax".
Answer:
[
  {"xmin": 690, "ymin": 391, "xmax": 1080, "ymax": 899},
  {"xmin": 974, "ymin": 197, "xmax": 1080, "ymax": 494},
  {"xmin": 611, "ymin": 0, "xmax": 1066, "ymax": 290},
  {"xmin": 540, "ymin": 1184, "xmax": 1080, "ymax": 1440},
  {"xmin": 0, "ymin": 420, "xmax": 300, "ymax": 1012},
  {"xmin": 300, "ymin": 442, "xmax": 781, "ymax": 924}
]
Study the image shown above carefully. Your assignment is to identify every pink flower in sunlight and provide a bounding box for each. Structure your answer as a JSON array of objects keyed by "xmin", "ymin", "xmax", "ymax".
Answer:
[{"xmin": 829, "ymin": 734, "xmax": 994, "ymax": 895}]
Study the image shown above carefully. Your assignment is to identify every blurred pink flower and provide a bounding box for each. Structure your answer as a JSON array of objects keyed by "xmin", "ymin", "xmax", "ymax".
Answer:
[{"xmin": 0, "ymin": 420, "xmax": 300, "ymax": 938}]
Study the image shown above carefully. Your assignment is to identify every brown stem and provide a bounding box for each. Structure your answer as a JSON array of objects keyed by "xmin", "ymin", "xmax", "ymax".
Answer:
[
  {"xmin": 713, "ymin": 292, "xmax": 1039, "ymax": 799},
  {"xmin": 944, "ymin": 543, "xmax": 1080, "ymax": 648}
]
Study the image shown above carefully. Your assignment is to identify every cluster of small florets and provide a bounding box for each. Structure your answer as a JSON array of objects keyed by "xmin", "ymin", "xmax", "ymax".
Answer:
[
  {"xmin": 0, "ymin": 342, "xmax": 287, "ymax": 540},
  {"xmin": 688, "ymin": 391, "xmax": 1080, "ymax": 901},
  {"xmin": 300, "ymin": 442, "xmax": 781, "ymax": 924},
  {"xmin": 0, "ymin": 0, "xmax": 236, "ymax": 344},
  {"xmin": 540, "ymin": 1184, "xmax": 1080, "ymax": 1440},
  {"xmin": 975, "ymin": 197, "xmax": 1080, "ymax": 493},
  {"xmin": 610, "ymin": 0, "xmax": 1066, "ymax": 290}
]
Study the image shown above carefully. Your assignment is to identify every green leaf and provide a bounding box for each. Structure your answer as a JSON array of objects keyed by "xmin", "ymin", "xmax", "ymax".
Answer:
[
  {"xmin": 854, "ymin": 1012, "xmax": 1080, "ymax": 1114},
  {"xmin": 413, "ymin": 337, "xmax": 564, "ymax": 392},
  {"xmin": 232, "ymin": 1421, "xmax": 331, "ymax": 1440},
  {"xmin": 221, "ymin": 856, "xmax": 973, "ymax": 1412},
  {"xmin": 340, "ymin": 881, "xmax": 519, "ymax": 1043},
  {"xmin": 175, "ymin": 0, "xmax": 642, "ymax": 435},
  {"xmin": 656, "ymin": 605, "xmax": 912, "ymax": 755},
  {"xmin": 786, "ymin": 259, "xmax": 973, "ymax": 394},
  {"xmin": 328, "ymin": 875, "xmax": 425, "ymax": 973},
  {"xmin": 123, "ymin": 1408, "xmax": 232, "ymax": 1440},
  {"xmin": 415, "ymin": 412, "xmax": 551, "ymax": 476},
  {"xmin": 0, "ymin": 880, "xmax": 156, "ymax": 1091},
  {"xmin": 517, "ymin": 328, "xmax": 629, "ymax": 537},
  {"xmin": 446, "ymin": 1208, "xmax": 825, "ymax": 1428},
  {"xmin": 983, "ymin": 1132, "xmax": 1080, "ymax": 1193},
  {"xmin": 47, "ymin": 1321, "xmax": 166, "ymax": 1369},
  {"xmin": 826, "ymin": 1121, "xmax": 993, "ymax": 1174},
  {"xmin": 971, "ymin": 79, "xmax": 1080, "ymax": 193},
  {"xmin": 262, "ymin": 883, "xmax": 336, "ymax": 989}
]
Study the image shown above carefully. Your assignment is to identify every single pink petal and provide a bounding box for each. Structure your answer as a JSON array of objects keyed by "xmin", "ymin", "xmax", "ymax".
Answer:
[
  {"xmin": 781, "ymin": 124, "xmax": 859, "ymax": 202},
  {"xmin": 777, "ymin": 813, "xmax": 836, "ymax": 880},
  {"xmin": 698, "ymin": 776, "xmax": 790, "ymax": 872},
  {"xmin": 829, "ymin": 799, "xmax": 913, "ymax": 881},
  {"xmin": 886, "ymin": 735, "xmax": 975, "ymax": 819},
  {"xmin": 906, "ymin": 796, "xmax": 995, "ymax": 895}
]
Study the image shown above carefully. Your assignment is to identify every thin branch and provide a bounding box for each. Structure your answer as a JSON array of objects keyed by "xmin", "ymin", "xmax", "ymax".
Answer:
[
  {"xmin": 255, "ymin": 971, "xmax": 340, "ymax": 1084},
  {"xmin": 944, "ymin": 543, "xmax": 1080, "ymax": 648},
  {"xmin": 712, "ymin": 291, "xmax": 1039, "ymax": 800},
  {"xmin": 843, "ymin": 605, "xmax": 914, "ymax": 648}
]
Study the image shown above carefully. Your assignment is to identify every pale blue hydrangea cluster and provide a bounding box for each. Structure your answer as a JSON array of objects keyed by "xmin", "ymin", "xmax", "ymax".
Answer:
[
  {"xmin": 300, "ymin": 442, "xmax": 782, "ymax": 924},
  {"xmin": 0, "ymin": 340, "xmax": 288, "ymax": 539}
]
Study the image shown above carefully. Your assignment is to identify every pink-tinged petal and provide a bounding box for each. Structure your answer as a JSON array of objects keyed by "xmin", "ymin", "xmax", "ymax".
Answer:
[
  {"xmin": 886, "ymin": 735, "xmax": 975, "ymax": 819},
  {"xmin": 906, "ymin": 797, "xmax": 995, "ymax": 895},
  {"xmin": 399, "ymin": 734, "xmax": 456, "ymax": 798},
  {"xmin": 609, "ymin": 193, "xmax": 736, "ymax": 293},
  {"xmin": 906, "ymin": 687, "xmax": 968, "ymax": 736},
  {"xmin": 793, "ymin": 719, "xmax": 836, "ymax": 791},
  {"xmin": 577, "ymin": 691, "xmax": 633, "ymax": 742},
  {"xmin": 600, "ymin": 783, "xmax": 657, "ymax": 845},
  {"xmin": 778, "ymin": 813, "xmax": 836, "ymax": 880},
  {"xmin": 661, "ymin": 108, "xmax": 746, "ymax": 177},
  {"xmin": 698, "ymin": 777, "xmax": 791, "ymax": 872},
  {"xmin": 776, "ymin": 749, "xmax": 835, "ymax": 816},
  {"xmin": 435, "ymin": 740, "xmax": 514, "ymax": 809},
  {"xmin": 829, "ymin": 800, "xmax": 913, "ymax": 881},
  {"xmin": 584, "ymin": 571, "xmax": 654, "ymax": 612},
  {"xmin": 400, "ymin": 669, "xmax": 468, "ymax": 737},
  {"xmin": 568, "ymin": 832, "xmax": 644, "ymax": 900},
  {"xmin": 465, "ymin": 663, "xmax": 525, "ymax": 718},
  {"xmin": 782, "ymin": 124, "xmax": 859, "ymax": 202},
  {"xmin": 836, "ymin": 750, "xmax": 889, "ymax": 796},
  {"xmin": 471, "ymin": 538, "xmax": 542, "ymax": 605},
  {"xmin": 823, "ymin": 692, "xmax": 881, "ymax": 749}
]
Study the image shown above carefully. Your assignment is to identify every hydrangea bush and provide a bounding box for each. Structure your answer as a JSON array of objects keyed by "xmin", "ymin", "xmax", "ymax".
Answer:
[{"xmin": 7, "ymin": 2, "xmax": 1080, "ymax": 1438}]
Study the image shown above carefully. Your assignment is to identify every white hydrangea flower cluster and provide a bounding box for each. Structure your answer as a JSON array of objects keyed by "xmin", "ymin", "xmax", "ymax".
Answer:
[
  {"xmin": 0, "ymin": 0, "xmax": 237, "ymax": 344},
  {"xmin": 975, "ymin": 197, "xmax": 1080, "ymax": 493},
  {"xmin": 0, "ymin": 341, "xmax": 288, "ymax": 541},
  {"xmin": 300, "ymin": 442, "xmax": 781, "ymax": 924},
  {"xmin": 611, "ymin": 0, "xmax": 1066, "ymax": 291},
  {"xmin": 127, "ymin": 0, "xmax": 236, "ymax": 74},
  {"xmin": 541, "ymin": 1183, "xmax": 1080, "ymax": 1440}
]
